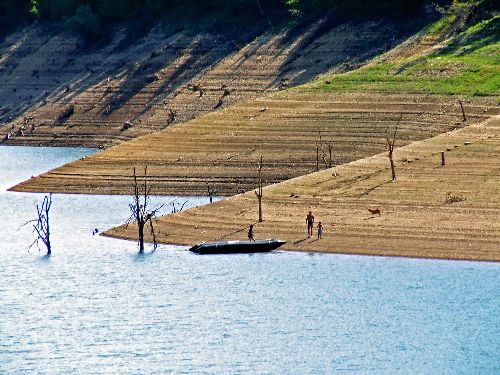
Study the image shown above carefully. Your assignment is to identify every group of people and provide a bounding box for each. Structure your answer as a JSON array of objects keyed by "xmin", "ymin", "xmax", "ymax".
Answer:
[
  {"xmin": 306, "ymin": 210, "xmax": 323, "ymax": 239},
  {"xmin": 248, "ymin": 210, "xmax": 325, "ymax": 241}
]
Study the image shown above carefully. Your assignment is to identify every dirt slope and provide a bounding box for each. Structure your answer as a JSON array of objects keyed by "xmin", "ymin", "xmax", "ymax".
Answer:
[
  {"xmin": 105, "ymin": 115, "xmax": 500, "ymax": 262},
  {"xmin": 10, "ymin": 90, "xmax": 498, "ymax": 195},
  {"xmin": 0, "ymin": 19, "xmax": 407, "ymax": 148}
]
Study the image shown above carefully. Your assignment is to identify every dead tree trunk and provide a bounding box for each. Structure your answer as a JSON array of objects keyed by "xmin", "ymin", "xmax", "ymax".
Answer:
[
  {"xmin": 458, "ymin": 100, "xmax": 467, "ymax": 122},
  {"xmin": 316, "ymin": 130, "xmax": 331, "ymax": 170},
  {"xmin": 386, "ymin": 125, "xmax": 399, "ymax": 181},
  {"xmin": 129, "ymin": 167, "xmax": 163, "ymax": 253},
  {"xmin": 207, "ymin": 183, "xmax": 218, "ymax": 204},
  {"xmin": 255, "ymin": 155, "xmax": 264, "ymax": 223},
  {"xmin": 138, "ymin": 219, "xmax": 145, "ymax": 253},
  {"xmin": 328, "ymin": 141, "xmax": 333, "ymax": 168},
  {"xmin": 26, "ymin": 193, "xmax": 52, "ymax": 255},
  {"xmin": 316, "ymin": 145, "xmax": 319, "ymax": 171}
]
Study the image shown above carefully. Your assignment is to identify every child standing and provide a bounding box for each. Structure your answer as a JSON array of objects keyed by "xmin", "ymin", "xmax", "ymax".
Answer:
[{"xmin": 317, "ymin": 222, "xmax": 323, "ymax": 239}]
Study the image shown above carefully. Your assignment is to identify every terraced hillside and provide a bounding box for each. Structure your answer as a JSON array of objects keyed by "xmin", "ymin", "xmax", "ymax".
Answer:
[
  {"xmin": 10, "ymin": 90, "xmax": 498, "ymax": 195},
  {"xmin": 6, "ymin": 2, "xmax": 499, "ymax": 261},
  {"xmin": 0, "ymin": 18, "xmax": 408, "ymax": 148}
]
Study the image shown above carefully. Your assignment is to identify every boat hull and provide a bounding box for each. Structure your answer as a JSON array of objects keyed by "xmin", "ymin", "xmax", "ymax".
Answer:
[{"xmin": 189, "ymin": 239, "xmax": 286, "ymax": 254}]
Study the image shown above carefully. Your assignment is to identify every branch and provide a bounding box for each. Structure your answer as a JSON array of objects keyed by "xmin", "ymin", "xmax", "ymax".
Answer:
[{"xmin": 147, "ymin": 217, "xmax": 158, "ymax": 253}]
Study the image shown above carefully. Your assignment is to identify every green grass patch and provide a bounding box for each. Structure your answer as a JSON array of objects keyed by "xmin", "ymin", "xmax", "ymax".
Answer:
[
  {"xmin": 425, "ymin": 13, "xmax": 458, "ymax": 35},
  {"xmin": 310, "ymin": 15, "xmax": 499, "ymax": 97}
]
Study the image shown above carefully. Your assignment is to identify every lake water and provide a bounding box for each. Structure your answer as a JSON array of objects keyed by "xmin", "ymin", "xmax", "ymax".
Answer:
[{"xmin": 1, "ymin": 146, "xmax": 499, "ymax": 374}]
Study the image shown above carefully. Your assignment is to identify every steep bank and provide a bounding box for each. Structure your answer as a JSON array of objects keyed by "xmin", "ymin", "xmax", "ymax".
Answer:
[{"xmin": 0, "ymin": 17, "xmax": 414, "ymax": 148}]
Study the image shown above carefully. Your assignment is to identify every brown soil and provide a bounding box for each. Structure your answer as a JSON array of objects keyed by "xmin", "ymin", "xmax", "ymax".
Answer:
[
  {"xmin": 10, "ymin": 91, "xmax": 499, "ymax": 196},
  {"xmin": 0, "ymin": 19, "xmax": 405, "ymax": 148},
  {"xmin": 105, "ymin": 115, "xmax": 500, "ymax": 262}
]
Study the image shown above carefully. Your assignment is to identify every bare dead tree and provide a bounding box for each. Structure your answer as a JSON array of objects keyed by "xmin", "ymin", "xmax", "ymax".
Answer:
[
  {"xmin": 171, "ymin": 200, "xmax": 188, "ymax": 213},
  {"xmin": 327, "ymin": 141, "xmax": 333, "ymax": 168},
  {"xmin": 316, "ymin": 144, "xmax": 319, "ymax": 171},
  {"xmin": 25, "ymin": 194, "xmax": 52, "ymax": 255},
  {"xmin": 386, "ymin": 124, "xmax": 399, "ymax": 181},
  {"xmin": 127, "ymin": 167, "xmax": 163, "ymax": 253},
  {"xmin": 207, "ymin": 183, "xmax": 218, "ymax": 204},
  {"xmin": 255, "ymin": 155, "xmax": 264, "ymax": 223},
  {"xmin": 458, "ymin": 99, "xmax": 467, "ymax": 122},
  {"xmin": 316, "ymin": 130, "xmax": 331, "ymax": 170}
]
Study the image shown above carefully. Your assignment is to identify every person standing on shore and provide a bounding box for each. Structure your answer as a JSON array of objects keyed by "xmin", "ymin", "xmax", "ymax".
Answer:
[
  {"xmin": 306, "ymin": 211, "xmax": 315, "ymax": 238},
  {"xmin": 248, "ymin": 224, "xmax": 255, "ymax": 242},
  {"xmin": 317, "ymin": 222, "xmax": 323, "ymax": 239}
]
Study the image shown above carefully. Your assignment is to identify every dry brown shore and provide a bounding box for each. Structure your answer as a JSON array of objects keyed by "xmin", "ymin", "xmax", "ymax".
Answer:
[
  {"xmin": 105, "ymin": 115, "xmax": 500, "ymax": 262},
  {"xmin": 9, "ymin": 91, "xmax": 499, "ymax": 196}
]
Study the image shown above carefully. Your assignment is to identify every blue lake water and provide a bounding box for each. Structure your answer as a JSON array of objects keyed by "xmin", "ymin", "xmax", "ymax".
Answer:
[{"xmin": 0, "ymin": 146, "xmax": 499, "ymax": 374}]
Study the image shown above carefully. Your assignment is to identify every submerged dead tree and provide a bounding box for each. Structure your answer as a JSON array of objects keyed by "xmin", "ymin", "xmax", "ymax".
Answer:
[
  {"xmin": 128, "ymin": 167, "xmax": 163, "ymax": 253},
  {"xmin": 171, "ymin": 200, "xmax": 188, "ymax": 213},
  {"xmin": 25, "ymin": 193, "xmax": 53, "ymax": 255},
  {"xmin": 207, "ymin": 183, "xmax": 218, "ymax": 204},
  {"xmin": 255, "ymin": 155, "xmax": 264, "ymax": 223}
]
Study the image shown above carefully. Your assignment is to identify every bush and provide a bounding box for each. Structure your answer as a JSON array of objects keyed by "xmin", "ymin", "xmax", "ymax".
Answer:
[
  {"xmin": 64, "ymin": 4, "xmax": 101, "ymax": 41},
  {"xmin": 1, "ymin": 0, "xmax": 459, "ymax": 40}
]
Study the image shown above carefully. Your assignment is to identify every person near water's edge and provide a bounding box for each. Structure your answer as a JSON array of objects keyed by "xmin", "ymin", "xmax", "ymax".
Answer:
[
  {"xmin": 306, "ymin": 211, "xmax": 315, "ymax": 238},
  {"xmin": 248, "ymin": 224, "xmax": 255, "ymax": 242},
  {"xmin": 317, "ymin": 222, "xmax": 323, "ymax": 239}
]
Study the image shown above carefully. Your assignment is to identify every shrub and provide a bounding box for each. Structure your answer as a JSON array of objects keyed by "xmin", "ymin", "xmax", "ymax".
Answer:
[{"xmin": 64, "ymin": 4, "xmax": 101, "ymax": 41}]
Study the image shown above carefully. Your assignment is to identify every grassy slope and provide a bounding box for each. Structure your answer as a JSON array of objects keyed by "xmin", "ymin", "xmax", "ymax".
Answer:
[{"xmin": 309, "ymin": 11, "xmax": 499, "ymax": 96}]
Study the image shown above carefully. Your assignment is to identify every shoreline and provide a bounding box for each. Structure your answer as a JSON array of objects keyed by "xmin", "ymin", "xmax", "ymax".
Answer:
[{"xmin": 102, "ymin": 230, "xmax": 500, "ymax": 263}]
